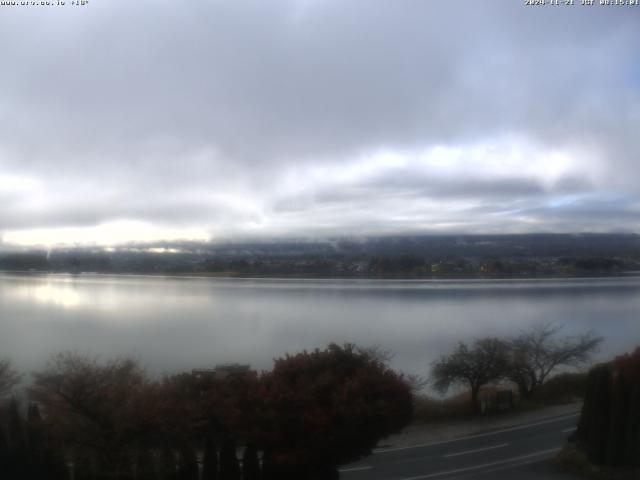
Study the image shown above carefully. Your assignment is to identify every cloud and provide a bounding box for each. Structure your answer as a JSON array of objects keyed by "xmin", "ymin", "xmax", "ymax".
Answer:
[{"xmin": 0, "ymin": 0, "xmax": 639, "ymax": 245}]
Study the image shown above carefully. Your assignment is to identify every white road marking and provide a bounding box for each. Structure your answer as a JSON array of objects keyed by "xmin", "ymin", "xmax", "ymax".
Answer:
[
  {"xmin": 398, "ymin": 447, "xmax": 561, "ymax": 480},
  {"xmin": 450, "ymin": 456, "xmax": 546, "ymax": 478},
  {"xmin": 339, "ymin": 465, "xmax": 373, "ymax": 473},
  {"xmin": 443, "ymin": 442, "xmax": 508, "ymax": 458},
  {"xmin": 562, "ymin": 427, "xmax": 577, "ymax": 433},
  {"xmin": 374, "ymin": 412, "xmax": 579, "ymax": 454}
]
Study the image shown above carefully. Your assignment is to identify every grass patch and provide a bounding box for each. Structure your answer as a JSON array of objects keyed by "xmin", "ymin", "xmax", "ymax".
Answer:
[
  {"xmin": 413, "ymin": 385, "xmax": 513, "ymax": 423},
  {"xmin": 528, "ymin": 373, "xmax": 587, "ymax": 405},
  {"xmin": 413, "ymin": 393, "xmax": 472, "ymax": 423},
  {"xmin": 413, "ymin": 374, "xmax": 586, "ymax": 424}
]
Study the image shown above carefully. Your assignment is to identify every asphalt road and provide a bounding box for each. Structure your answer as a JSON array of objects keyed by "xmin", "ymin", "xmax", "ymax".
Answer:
[{"xmin": 339, "ymin": 413, "xmax": 581, "ymax": 480}]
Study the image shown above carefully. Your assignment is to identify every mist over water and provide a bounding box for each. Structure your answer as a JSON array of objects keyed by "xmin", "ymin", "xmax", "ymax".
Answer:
[{"xmin": 1, "ymin": 273, "xmax": 638, "ymax": 380}]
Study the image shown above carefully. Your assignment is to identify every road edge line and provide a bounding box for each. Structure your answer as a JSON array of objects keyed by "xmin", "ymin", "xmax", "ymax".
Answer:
[
  {"xmin": 398, "ymin": 447, "xmax": 561, "ymax": 480},
  {"xmin": 374, "ymin": 412, "xmax": 579, "ymax": 454}
]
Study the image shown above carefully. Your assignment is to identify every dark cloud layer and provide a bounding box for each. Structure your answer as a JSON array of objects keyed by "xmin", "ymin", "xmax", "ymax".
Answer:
[{"xmin": 0, "ymin": 0, "xmax": 639, "ymax": 245}]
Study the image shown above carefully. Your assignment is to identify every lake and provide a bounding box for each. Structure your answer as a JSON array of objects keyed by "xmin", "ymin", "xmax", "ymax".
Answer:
[{"xmin": 0, "ymin": 273, "xmax": 638, "ymax": 380}]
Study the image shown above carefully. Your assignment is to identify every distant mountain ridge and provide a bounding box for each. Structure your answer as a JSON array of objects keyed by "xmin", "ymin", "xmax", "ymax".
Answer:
[{"xmin": 1, "ymin": 233, "xmax": 639, "ymax": 277}]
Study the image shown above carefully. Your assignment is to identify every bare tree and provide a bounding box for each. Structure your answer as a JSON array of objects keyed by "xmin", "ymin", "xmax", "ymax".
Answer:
[
  {"xmin": 359, "ymin": 346, "xmax": 429, "ymax": 392},
  {"xmin": 507, "ymin": 323, "xmax": 602, "ymax": 399},
  {"xmin": 431, "ymin": 338, "xmax": 509, "ymax": 412},
  {"xmin": 0, "ymin": 358, "xmax": 21, "ymax": 398},
  {"xmin": 29, "ymin": 352, "xmax": 152, "ymax": 475},
  {"xmin": 406, "ymin": 374, "xmax": 429, "ymax": 393},
  {"xmin": 358, "ymin": 344, "xmax": 396, "ymax": 364}
]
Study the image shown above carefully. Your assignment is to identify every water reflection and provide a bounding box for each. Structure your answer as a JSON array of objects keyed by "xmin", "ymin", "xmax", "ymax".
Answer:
[
  {"xmin": 0, "ymin": 273, "xmax": 638, "ymax": 380},
  {"xmin": 5, "ymin": 277, "xmax": 84, "ymax": 309},
  {"xmin": 35, "ymin": 284, "xmax": 82, "ymax": 308}
]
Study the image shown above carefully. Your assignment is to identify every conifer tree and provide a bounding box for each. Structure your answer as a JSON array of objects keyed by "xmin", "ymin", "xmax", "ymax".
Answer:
[
  {"xmin": 0, "ymin": 427, "xmax": 9, "ymax": 478},
  {"xmin": 202, "ymin": 436, "xmax": 218, "ymax": 480},
  {"xmin": 6, "ymin": 398, "xmax": 27, "ymax": 479},
  {"xmin": 219, "ymin": 437, "xmax": 240, "ymax": 480},
  {"xmin": 136, "ymin": 447, "xmax": 156, "ymax": 480},
  {"xmin": 241, "ymin": 443, "xmax": 259, "ymax": 480},
  {"xmin": 157, "ymin": 448, "xmax": 177, "ymax": 480},
  {"xmin": 177, "ymin": 445, "xmax": 199, "ymax": 480}
]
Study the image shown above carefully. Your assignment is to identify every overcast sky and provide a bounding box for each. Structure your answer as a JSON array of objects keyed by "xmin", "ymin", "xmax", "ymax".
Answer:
[{"xmin": 1, "ymin": 0, "xmax": 639, "ymax": 247}]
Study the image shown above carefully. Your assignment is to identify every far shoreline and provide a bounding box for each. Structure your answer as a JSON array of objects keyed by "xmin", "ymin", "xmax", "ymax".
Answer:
[{"xmin": 2, "ymin": 269, "xmax": 640, "ymax": 282}]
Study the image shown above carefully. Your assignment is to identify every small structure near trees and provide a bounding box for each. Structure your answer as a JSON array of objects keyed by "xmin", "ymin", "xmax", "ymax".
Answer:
[{"xmin": 192, "ymin": 364, "xmax": 251, "ymax": 380}]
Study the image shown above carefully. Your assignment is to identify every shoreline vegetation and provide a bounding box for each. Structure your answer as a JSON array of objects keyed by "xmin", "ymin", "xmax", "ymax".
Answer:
[
  {"xmin": 3, "ymin": 269, "xmax": 640, "ymax": 281},
  {"xmin": 2, "ymin": 234, "xmax": 640, "ymax": 279}
]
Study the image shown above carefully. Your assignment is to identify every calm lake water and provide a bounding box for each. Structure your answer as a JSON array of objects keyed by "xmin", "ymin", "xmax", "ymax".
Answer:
[{"xmin": 0, "ymin": 273, "xmax": 639, "ymax": 379}]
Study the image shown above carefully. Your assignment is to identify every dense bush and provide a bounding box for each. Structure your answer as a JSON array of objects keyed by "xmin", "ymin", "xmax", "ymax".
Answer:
[
  {"xmin": 258, "ymin": 344, "xmax": 413, "ymax": 477},
  {"xmin": 531, "ymin": 372, "xmax": 587, "ymax": 404},
  {"xmin": 574, "ymin": 347, "xmax": 640, "ymax": 468}
]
